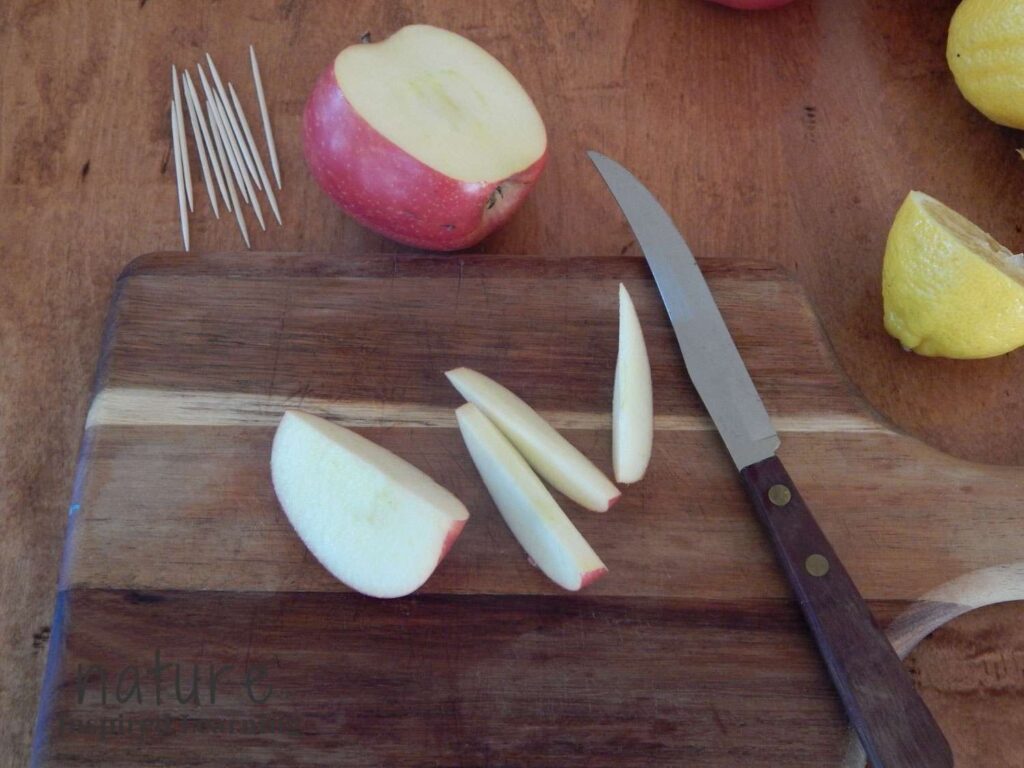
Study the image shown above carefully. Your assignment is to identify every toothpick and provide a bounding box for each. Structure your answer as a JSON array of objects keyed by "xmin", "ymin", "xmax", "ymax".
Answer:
[
  {"xmin": 206, "ymin": 53, "xmax": 262, "ymax": 191},
  {"xmin": 229, "ymin": 82, "xmax": 281, "ymax": 225},
  {"xmin": 182, "ymin": 74, "xmax": 219, "ymax": 219},
  {"xmin": 250, "ymin": 45, "xmax": 281, "ymax": 190},
  {"xmin": 196, "ymin": 64, "xmax": 250, "ymax": 205},
  {"xmin": 170, "ymin": 100, "xmax": 189, "ymax": 251},
  {"xmin": 207, "ymin": 97, "xmax": 250, "ymax": 249},
  {"xmin": 212, "ymin": 94, "xmax": 266, "ymax": 231},
  {"xmin": 184, "ymin": 70, "xmax": 231, "ymax": 214},
  {"xmin": 171, "ymin": 66, "xmax": 193, "ymax": 212}
]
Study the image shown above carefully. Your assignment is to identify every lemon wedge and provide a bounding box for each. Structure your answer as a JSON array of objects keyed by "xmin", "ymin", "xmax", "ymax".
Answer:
[
  {"xmin": 947, "ymin": 0, "xmax": 1024, "ymax": 129},
  {"xmin": 883, "ymin": 191, "xmax": 1024, "ymax": 359}
]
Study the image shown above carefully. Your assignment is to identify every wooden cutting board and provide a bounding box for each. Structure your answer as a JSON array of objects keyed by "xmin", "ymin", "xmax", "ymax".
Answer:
[{"xmin": 33, "ymin": 252, "xmax": 1024, "ymax": 767}]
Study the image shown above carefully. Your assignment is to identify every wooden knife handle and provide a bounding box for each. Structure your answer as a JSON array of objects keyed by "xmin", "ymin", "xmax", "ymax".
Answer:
[{"xmin": 740, "ymin": 455, "xmax": 953, "ymax": 768}]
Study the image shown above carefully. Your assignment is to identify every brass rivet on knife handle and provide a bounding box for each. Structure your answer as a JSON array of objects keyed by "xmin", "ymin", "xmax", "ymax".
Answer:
[
  {"xmin": 805, "ymin": 554, "xmax": 830, "ymax": 577},
  {"xmin": 768, "ymin": 484, "xmax": 791, "ymax": 507}
]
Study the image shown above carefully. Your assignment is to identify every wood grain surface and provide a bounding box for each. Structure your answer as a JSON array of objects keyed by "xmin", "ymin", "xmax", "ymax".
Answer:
[
  {"xmin": 30, "ymin": 253, "xmax": 1024, "ymax": 766},
  {"xmin": 2, "ymin": 1, "xmax": 1023, "ymax": 766}
]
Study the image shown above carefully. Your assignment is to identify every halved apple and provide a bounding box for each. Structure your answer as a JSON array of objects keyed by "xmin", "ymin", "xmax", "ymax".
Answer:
[
  {"xmin": 270, "ymin": 410, "xmax": 469, "ymax": 598},
  {"xmin": 455, "ymin": 404, "xmax": 607, "ymax": 591},
  {"xmin": 613, "ymin": 284, "xmax": 653, "ymax": 483},
  {"xmin": 446, "ymin": 367, "xmax": 619, "ymax": 512},
  {"xmin": 303, "ymin": 24, "xmax": 548, "ymax": 251}
]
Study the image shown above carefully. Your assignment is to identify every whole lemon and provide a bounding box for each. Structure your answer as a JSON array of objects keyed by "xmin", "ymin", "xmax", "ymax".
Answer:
[{"xmin": 947, "ymin": 0, "xmax": 1024, "ymax": 128}]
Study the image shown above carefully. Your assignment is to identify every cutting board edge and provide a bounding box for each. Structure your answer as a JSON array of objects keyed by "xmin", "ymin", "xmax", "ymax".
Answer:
[{"xmin": 117, "ymin": 250, "xmax": 794, "ymax": 281}]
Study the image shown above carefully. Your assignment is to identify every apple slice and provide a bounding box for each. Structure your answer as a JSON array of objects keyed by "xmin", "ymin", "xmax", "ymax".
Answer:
[
  {"xmin": 303, "ymin": 24, "xmax": 547, "ymax": 251},
  {"xmin": 446, "ymin": 367, "xmax": 620, "ymax": 512},
  {"xmin": 613, "ymin": 284, "xmax": 654, "ymax": 483},
  {"xmin": 455, "ymin": 403, "xmax": 607, "ymax": 591},
  {"xmin": 270, "ymin": 410, "xmax": 468, "ymax": 598}
]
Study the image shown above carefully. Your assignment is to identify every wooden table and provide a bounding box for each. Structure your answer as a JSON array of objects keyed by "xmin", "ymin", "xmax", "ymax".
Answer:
[{"xmin": 2, "ymin": 1, "xmax": 1022, "ymax": 765}]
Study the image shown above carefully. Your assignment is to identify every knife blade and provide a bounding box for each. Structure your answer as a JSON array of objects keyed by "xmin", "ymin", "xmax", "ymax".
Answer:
[
  {"xmin": 588, "ymin": 150, "xmax": 953, "ymax": 768},
  {"xmin": 588, "ymin": 151, "xmax": 778, "ymax": 470}
]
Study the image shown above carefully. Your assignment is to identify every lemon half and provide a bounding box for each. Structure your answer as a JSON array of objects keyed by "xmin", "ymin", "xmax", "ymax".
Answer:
[
  {"xmin": 947, "ymin": 0, "xmax": 1024, "ymax": 128},
  {"xmin": 882, "ymin": 191, "xmax": 1024, "ymax": 359}
]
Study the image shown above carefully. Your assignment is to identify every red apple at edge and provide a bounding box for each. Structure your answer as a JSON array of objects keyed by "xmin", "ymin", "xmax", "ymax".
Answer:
[{"xmin": 303, "ymin": 25, "xmax": 548, "ymax": 251}]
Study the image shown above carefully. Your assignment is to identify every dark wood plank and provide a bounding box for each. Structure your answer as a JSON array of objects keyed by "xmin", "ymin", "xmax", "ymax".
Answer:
[
  {"xmin": 38, "ymin": 597, "xmax": 1024, "ymax": 768},
  {"xmin": 36, "ymin": 588, "xmax": 851, "ymax": 768}
]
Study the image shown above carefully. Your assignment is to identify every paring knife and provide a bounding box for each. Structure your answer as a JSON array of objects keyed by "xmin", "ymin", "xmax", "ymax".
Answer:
[{"xmin": 588, "ymin": 151, "xmax": 953, "ymax": 768}]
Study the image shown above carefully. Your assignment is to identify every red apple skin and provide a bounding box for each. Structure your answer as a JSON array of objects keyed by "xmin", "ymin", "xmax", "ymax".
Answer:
[
  {"xmin": 303, "ymin": 66, "xmax": 547, "ymax": 252},
  {"xmin": 579, "ymin": 566, "xmax": 609, "ymax": 589},
  {"xmin": 706, "ymin": 0, "xmax": 795, "ymax": 8},
  {"xmin": 437, "ymin": 518, "xmax": 467, "ymax": 564}
]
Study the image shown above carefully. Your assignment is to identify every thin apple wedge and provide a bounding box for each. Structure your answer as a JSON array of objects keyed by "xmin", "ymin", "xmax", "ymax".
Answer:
[
  {"xmin": 455, "ymin": 403, "xmax": 607, "ymax": 591},
  {"xmin": 446, "ymin": 367, "xmax": 620, "ymax": 512},
  {"xmin": 613, "ymin": 284, "xmax": 653, "ymax": 483},
  {"xmin": 271, "ymin": 410, "xmax": 469, "ymax": 598}
]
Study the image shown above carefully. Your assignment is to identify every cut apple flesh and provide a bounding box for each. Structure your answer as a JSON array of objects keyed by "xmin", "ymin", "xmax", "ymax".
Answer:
[
  {"xmin": 446, "ymin": 367, "xmax": 620, "ymax": 512},
  {"xmin": 271, "ymin": 410, "xmax": 469, "ymax": 598},
  {"xmin": 613, "ymin": 283, "xmax": 654, "ymax": 483},
  {"xmin": 334, "ymin": 24, "xmax": 547, "ymax": 182},
  {"xmin": 456, "ymin": 404, "xmax": 607, "ymax": 591}
]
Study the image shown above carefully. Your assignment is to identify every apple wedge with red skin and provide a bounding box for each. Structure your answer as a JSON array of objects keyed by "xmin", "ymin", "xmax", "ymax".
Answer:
[
  {"xmin": 271, "ymin": 410, "xmax": 469, "ymax": 598},
  {"xmin": 456, "ymin": 403, "xmax": 607, "ymax": 591},
  {"xmin": 303, "ymin": 25, "xmax": 548, "ymax": 251}
]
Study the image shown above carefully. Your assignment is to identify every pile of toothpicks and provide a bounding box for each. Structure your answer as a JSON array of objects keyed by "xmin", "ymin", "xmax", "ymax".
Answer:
[{"xmin": 169, "ymin": 46, "xmax": 282, "ymax": 250}]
